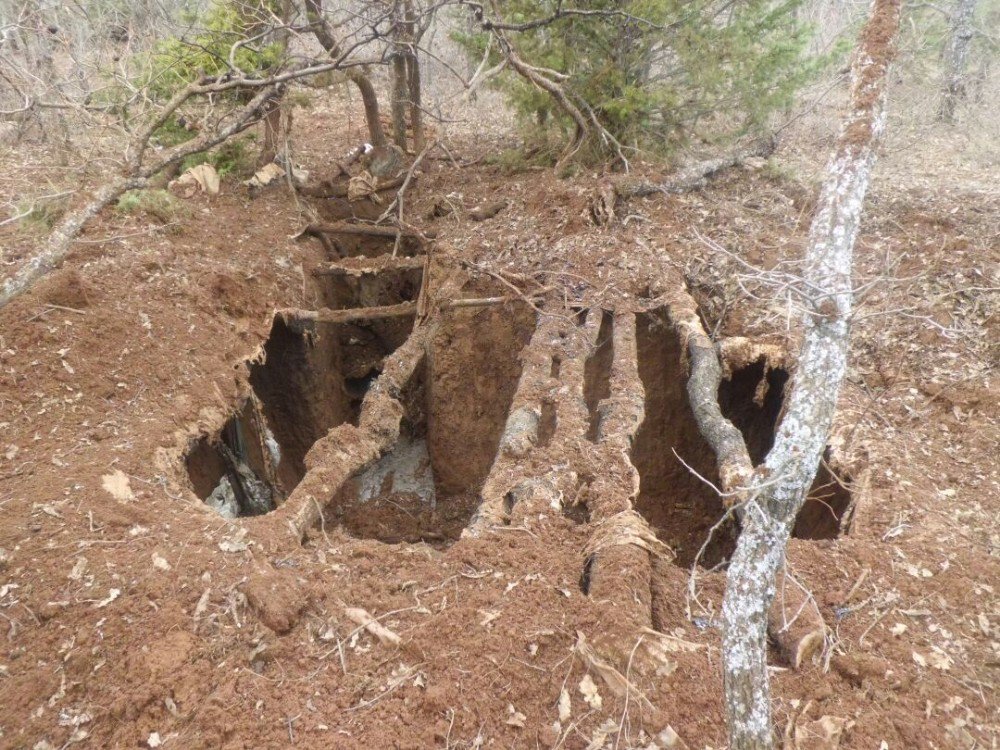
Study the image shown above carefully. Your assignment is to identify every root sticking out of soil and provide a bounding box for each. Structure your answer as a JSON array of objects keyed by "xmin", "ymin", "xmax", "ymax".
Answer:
[
  {"xmin": 185, "ymin": 397, "xmax": 281, "ymax": 517},
  {"xmin": 323, "ymin": 303, "xmax": 536, "ymax": 547},
  {"xmin": 633, "ymin": 310, "xmax": 738, "ymax": 567},
  {"xmin": 632, "ymin": 310, "xmax": 854, "ymax": 568}
]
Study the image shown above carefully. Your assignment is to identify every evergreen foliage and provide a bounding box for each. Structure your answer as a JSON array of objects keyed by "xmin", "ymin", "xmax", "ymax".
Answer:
[
  {"xmin": 144, "ymin": 0, "xmax": 284, "ymax": 99},
  {"xmin": 458, "ymin": 0, "xmax": 838, "ymax": 158}
]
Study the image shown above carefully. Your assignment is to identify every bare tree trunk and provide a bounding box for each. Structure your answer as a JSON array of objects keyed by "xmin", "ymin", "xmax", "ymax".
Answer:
[
  {"xmin": 259, "ymin": 103, "xmax": 286, "ymax": 166},
  {"xmin": 302, "ymin": 0, "xmax": 388, "ymax": 149},
  {"xmin": 259, "ymin": 0, "xmax": 294, "ymax": 166},
  {"xmin": 939, "ymin": 0, "xmax": 978, "ymax": 122},
  {"xmin": 389, "ymin": 1, "xmax": 410, "ymax": 149},
  {"xmin": 720, "ymin": 0, "xmax": 901, "ymax": 746},
  {"xmin": 390, "ymin": 51, "xmax": 409, "ymax": 149},
  {"xmin": 404, "ymin": 0, "xmax": 425, "ymax": 151}
]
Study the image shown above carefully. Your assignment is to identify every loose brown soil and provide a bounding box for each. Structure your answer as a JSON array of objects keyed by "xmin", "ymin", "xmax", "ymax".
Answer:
[{"xmin": 0, "ymin": 103, "xmax": 996, "ymax": 750}]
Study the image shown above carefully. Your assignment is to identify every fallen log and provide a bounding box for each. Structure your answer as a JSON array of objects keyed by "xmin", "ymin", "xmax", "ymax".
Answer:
[
  {"xmin": 297, "ymin": 173, "xmax": 407, "ymax": 199},
  {"xmin": 589, "ymin": 139, "xmax": 775, "ymax": 225}
]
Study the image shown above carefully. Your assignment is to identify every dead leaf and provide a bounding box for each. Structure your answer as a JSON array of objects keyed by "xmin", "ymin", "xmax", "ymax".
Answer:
[
  {"xmin": 578, "ymin": 673, "xmax": 602, "ymax": 710},
  {"xmin": 94, "ymin": 588, "xmax": 121, "ymax": 608},
  {"xmin": 218, "ymin": 537, "xmax": 248, "ymax": 553},
  {"xmin": 655, "ymin": 725, "xmax": 690, "ymax": 749},
  {"xmin": 245, "ymin": 162, "xmax": 285, "ymax": 189},
  {"xmin": 101, "ymin": 470, "xmax": 134, "ymax": 502},
  {"xmin": 505, "ymin": 704, "xmax": 526, "ymax": 728},
  {"xmin": 584, "ymin": 719, "xmax": 619, "ymax": 750},
  {"xmin": 928, "ymin": 646, "xmax": 953, "ymax": 670},
  {"xmin": 479, "ymin": 609, "xmax": 501, "ymax": 627},
  {"xmin": 558, "ymin": 688, "xmax": 571, "ymax": 723},
  {"xmin": 193, "ymin": 588, "xmax": 211, "ymax": 620},
  {"xmin": 173, "ymin": 163, "xmax": 220, "ymax": 196},
  {"xmin": 794, "ymin": 715, "xmax": 850, "ymax": 750},
  {"xmin": 68, "ymin": 557, "xmax": 88, "ymax": 581},
  {"xmin": 575, "ymin": 631, "xmax": 652, "ymax": 710}
]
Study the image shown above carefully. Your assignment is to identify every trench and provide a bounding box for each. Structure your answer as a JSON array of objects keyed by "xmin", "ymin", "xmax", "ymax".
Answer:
[
  {"xmin": 632, "ymin": 310, "xmax": 854, "ymax": 570},
  {"xmin": 584, "ymin": 310, "xmax": 614, "ymax": 442},
  {"xmin": 185, "ymin": 248, "xmax": 420, "ymax": 518},
  {"xmin": 323, "ymin": 303, "xmax": 536, "ymax": 546}
]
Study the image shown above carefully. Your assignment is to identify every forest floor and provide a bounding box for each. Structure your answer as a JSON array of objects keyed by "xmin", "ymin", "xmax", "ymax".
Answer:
[{"xmin": 0, "ymin": 90, "xmax": 997, "ymax": 750}]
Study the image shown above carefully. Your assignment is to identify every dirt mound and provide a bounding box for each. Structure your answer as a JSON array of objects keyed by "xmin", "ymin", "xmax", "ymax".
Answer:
[{"xmin": 0, "ymin": 119, "xmax": 996, "ymax": 750}]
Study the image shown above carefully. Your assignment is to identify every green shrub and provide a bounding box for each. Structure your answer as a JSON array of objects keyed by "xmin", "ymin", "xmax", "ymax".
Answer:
[
  {"xmin": 456, "ymin": 0, "xmax": 843, "ymax": 160},
  {"xmin": 142, "ymin": 1, "xmax": 284, "ymax": 102},
  {"xmin": 179, "ymin": 137, "xmax": 256, "ymax": 178},
  {"xmin": 116, "ymin": 190, "xmax": 184, "ymax": 222}
]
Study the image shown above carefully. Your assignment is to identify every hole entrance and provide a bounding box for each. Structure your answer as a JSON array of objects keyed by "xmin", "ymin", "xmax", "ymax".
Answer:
[
  {"xmin": 793, "ymin": 456, "xmax": 853, "ymax": 539},
  {"xmin": 584, "ymin": 310, "xmax": 613, "ymax": 442},
  {"xmin": 631, "ymin": 310, "xmax": 853, "ymax": 569},
  {"xmin": 323, "ymin": 303, "xmax": 536, "ymax": 547},
  {"xmin": 538, "ymin": 399, "xmax": 557, "ymax": 448},
  {"xmin": 185, "ymin": 307, "xmax": 415, "ymax": 517},
  {"xmin": 633, "ymin": 311, "xmax": 736, "ymax": 568}
]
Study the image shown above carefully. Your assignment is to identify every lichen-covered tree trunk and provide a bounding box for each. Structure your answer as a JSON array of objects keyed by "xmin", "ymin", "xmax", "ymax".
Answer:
[
  {"xmin": 720, "ymin": 0, "xmax": 901, "ymax": 746},
  {"xmin": 939, "ymin": 0, "xmax": 978, "ymax": 121}
]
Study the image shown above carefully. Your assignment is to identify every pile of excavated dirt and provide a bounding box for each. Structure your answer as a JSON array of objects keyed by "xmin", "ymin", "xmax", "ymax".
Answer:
[{"xmin": 0, "ymin": 107, "xmax": 996, "ymax": 749}]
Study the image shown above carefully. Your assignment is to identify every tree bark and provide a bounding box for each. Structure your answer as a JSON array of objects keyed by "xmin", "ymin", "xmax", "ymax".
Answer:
[
  {"xmin": 302, "ymin": 0, "xmax": 388, "ymax": 148},
  {"xmin": 720, "ymin": 0, "xmax": 901, "ymax": 746},
  {"xmin": 939, "ymin": 0, "xmax": 978, "ymax": 122},
  {"xmin": 404, "ymin": 0, "xmax": 425, "ymax": 151},
  {"xmin": 390, "ymin": 51, "xmax": 410, "ymax": 149}
]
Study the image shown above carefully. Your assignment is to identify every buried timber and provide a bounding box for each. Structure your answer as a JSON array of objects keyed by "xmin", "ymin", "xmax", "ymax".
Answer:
[{"xmin": 183, "ymin": 292, "xmax": 535, "ymax": 546}]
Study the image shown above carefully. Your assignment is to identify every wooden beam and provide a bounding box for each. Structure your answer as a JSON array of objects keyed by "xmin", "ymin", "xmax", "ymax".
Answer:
[
  {"xmin": 282, "ymin": 301, "xmax": 418, "ymax": 326},
  {"xmin": 311, "ymin": 256, "xmax": 426, "ymax": 277}
]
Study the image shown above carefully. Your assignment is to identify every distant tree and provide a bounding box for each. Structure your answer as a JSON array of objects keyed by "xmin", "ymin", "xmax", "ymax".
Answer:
[{"xmin": 938, "ymin": 0, "xmax": 979, "ymax": 121}]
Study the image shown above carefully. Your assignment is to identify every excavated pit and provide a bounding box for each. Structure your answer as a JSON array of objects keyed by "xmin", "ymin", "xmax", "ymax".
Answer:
[
  {"xmin": 632, "ymin": 310, "xmax": 854, "ymax": 568},
  {"xmin": 584, "ymin": 310, "xmax": 614, "ymax": 442},
  {"xmin": 323, "ymin": 303, "xmax": 536, "ymax": 546},
  {"xmin": 184, "ymin": 265, "xmax": 419, "ymax": 516}
]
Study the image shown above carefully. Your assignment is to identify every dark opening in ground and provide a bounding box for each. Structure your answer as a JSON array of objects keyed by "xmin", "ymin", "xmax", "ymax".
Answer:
[
  {"xmin": 632, "ymin": 310, "xmax": 854, "ymax": 570},
  {"xmin": 792, "ymin": 454, "xmax": 853, "ymax": 539},
  {"xmin": 319, "ymin": 265, "xmax": 424, "ymax": 311},
  {"xmin": 186, "ymin": 310, "xmax": 414, "ymax": 517},
  {"xmin": 633, "ymin": 311, "xmax": 737, "ymax": 568},
  {"xmin": 323, "ymin": 302, "xmax": 536, "ymax": 547},
  {"xmin": 584, "ymin": 310, "xmax": 613, "ymax": 442}
]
